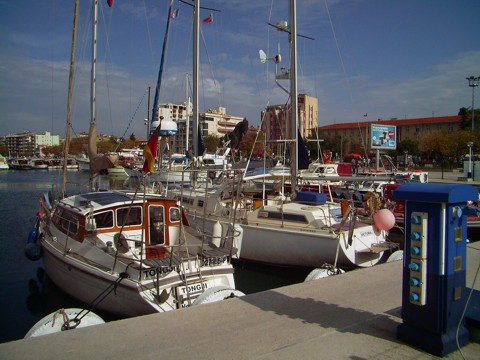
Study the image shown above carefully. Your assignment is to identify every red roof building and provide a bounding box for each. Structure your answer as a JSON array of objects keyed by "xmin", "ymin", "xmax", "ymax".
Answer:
[{"xmin": 318, "ymin": 115, "xmax": 462, "ymax": 151}]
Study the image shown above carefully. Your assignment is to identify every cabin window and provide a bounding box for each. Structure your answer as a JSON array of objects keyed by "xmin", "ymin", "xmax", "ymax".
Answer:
[
  {"xmin": 170, "ymin": 207, "xmax": 181, "ymax": 222},
  {"xmin": 329, "ymin": 208, "xmax": 343, "ymax": 220},
  {"xmin": 93, "ymin": 210, "xmax": 113, "ymax": 229},
  {"xmin": 258, "ymin": 211, "xmax": 308, "ymax": 224},
  {"xmin": 149, "ymin": 205, "xmax": 165, "ymax": 245},
  {"xmin": 53, "ymin": 208, "xmax": 79, "ymax": 235},
  {"xmin": 117, "ymin": 206, "xmax": 142, "ymax": 227},
  {"xmin": 197, "ymin": 199, "xmax": 204, "ymax": 208}
]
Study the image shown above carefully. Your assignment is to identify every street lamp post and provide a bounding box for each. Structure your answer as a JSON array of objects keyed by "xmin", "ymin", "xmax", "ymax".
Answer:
[
  {"xmin": 467, "ymin": 141, "xmax": 474, "ymax": 179},
  {"xmin": 466, "ymin": 76, "xmax": 480, "ymax": 131}
]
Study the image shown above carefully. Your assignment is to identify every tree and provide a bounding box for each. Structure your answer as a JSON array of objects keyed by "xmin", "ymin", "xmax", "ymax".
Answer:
[
  {"xmin": 42, "ymin": 145, "xmax": 63, "ymax": 157},
  {"xmin": 69, "ymin": 138, "xmax": 86, "ymax": 154},
  {"xmin": 418, "ymin": 130, "xmax": 478, "ymax": 167},
  {"xmin": 459, "ymin": 107, "xmax": 471, "ymax": 130},
  {"xmin": 396, "ymin": 139, "xmax": 419, "ymax": 156},
  {"xmin": 97, "ymin": 139, "xmax": 117, "ymax": 154},
  {"xmin": 238, "ymin": 130, "xmax": 264, "ymax": 159},
  {"xmin": 203, "ymin": 134, "xmax": 221, "ymax": 152},
  {"xmin": 129, "ymin": 133, "xmax": 136, "ymax": 141},
  {"xmin": 0, "ymin": 144, "xmax": 8, "ymax": 156}
]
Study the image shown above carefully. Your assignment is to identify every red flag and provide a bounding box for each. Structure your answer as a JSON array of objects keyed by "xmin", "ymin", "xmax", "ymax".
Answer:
[
  {"xmin": 363, "ymin": 113, "xmax": 368, "ymax": 117},
  {"xmin": 202, "ymin": 13, "xmax": 213, "ymax": 24},
  {"xmin": 170, "ymin": 9, "xmax": 179, "ymax": 19},
  {"xmin": 107, "ymin": 0, "xmax": 114, "ymax": 7},
  {"xmin": 142, "ymin": 127, "xmax": 161, "ymax": 173}
]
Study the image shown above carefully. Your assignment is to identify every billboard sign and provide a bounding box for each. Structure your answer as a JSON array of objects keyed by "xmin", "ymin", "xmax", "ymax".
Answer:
[{"xmin": 370, "ymin": 124, "xmax": 397, "ymax": 150}]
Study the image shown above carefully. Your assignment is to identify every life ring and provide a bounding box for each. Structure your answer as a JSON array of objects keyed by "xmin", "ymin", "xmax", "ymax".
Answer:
[{"xmin": 363, "ymin": 192, "xmax": 381, "ymax": 214}]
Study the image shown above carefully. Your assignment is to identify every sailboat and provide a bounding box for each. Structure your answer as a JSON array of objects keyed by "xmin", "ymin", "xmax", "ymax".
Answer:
[
  {"xmin": 26, "ymin": 0, "xmax": 243, "ymax": 317},
  {"xmin": 173, "ymin": 1, "xmax": 396, "ymax": 270}
]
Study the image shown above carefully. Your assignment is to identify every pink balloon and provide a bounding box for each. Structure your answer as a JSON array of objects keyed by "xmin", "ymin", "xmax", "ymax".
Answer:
[{"xmin": 374, "ymin": 209, "xmax": 396, "ymax": 230}]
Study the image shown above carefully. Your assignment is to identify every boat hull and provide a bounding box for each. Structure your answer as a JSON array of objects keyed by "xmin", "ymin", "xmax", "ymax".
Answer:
[
  {"xmin": 40, "ymin": 229, "xmax": 237, "ymax": 317},
  {"xmin": 41, "ymin": 238, "xmax": 161, "ymax": 317},
  {"xmin": 185, "ymin": 214, "xmax": 384, "ymax": 269}
]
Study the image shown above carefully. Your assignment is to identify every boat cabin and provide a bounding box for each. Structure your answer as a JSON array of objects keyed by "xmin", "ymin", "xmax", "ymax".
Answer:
[{"xmin": 50, "ymin": 191, "xmax": 184, "ymax": 259}]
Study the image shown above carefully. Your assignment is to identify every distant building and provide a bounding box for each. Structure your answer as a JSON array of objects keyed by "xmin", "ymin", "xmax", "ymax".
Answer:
[
  {"xmin": 199, "ymin": 106, "xmax": 245, "ymax": 137},
  {"xmin": 154, "ymin": 103, "xmax": 244, "ymax": 154},
  {"xmin": 318, "ymin": 115, "xmax": 462, "ymax": 153},
  {"xmin": 35, "ymin": 131, "xmax": 60, "ymax": 147},
  {"xmin": 5, "ymin": 131, "xmax": 61, "ymax": 157},
  {"xmin": 261, "ymin": 94, "xmax": 318, "ymax": 154}
]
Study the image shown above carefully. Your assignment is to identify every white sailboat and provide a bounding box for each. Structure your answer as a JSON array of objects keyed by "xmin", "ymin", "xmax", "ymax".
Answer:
[
  {"xmin": 172, "ymin": 1, "xmax": 396, "ymax": 270},
  {"xmin": 26, "ymin": 0, "xmax": 243, "ymax": 318}
]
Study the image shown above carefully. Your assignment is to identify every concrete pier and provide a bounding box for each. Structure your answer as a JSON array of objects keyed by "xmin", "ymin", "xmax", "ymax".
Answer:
[{"xmin": 1, "ymin": 253, "xmax": 479, "ymax": 359}]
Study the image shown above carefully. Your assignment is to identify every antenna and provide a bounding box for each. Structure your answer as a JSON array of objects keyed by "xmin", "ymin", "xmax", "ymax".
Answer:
[
  {"xmin": 259, "ymin": 50, "xmax": 282, "ymax": 64},
  {"xmin": 267, "ymin": 21, "xmax": 315, "ymax": 40}
]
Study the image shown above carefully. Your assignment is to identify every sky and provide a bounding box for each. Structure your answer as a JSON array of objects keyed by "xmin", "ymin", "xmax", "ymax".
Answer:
[{"xmin": 1, "ymin": 0, "xmax": 479, "ymax": 140}]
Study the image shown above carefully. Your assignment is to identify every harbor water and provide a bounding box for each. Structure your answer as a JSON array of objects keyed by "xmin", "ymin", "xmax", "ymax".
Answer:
[{"xmin": 0, "ymin": 170, "xmax": 310, "ymax": 344}]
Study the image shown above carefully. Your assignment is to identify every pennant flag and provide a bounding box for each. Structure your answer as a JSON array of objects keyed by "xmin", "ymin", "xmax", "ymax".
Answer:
[
  {"xmin": 197, "ymin": 124, "xmax": 206, "ymax": 156},
  {"xmin": 107, "ymin": 0, "xmax": 114, "ymax": 7},
  {"xmin": 297, "ymin": 130, "xmax": 310, "ymax": 170},
  {"xmin": 170, "ymin": 9, "xmax": 179, "ymax": 19},
  {"xmin": 202, "ymin": 13, "xmax": 213, "ymax": 24},
  {"xmin": 142, "ymin": 127, "xmax": 161, "ymax": 173},
  {"xmin": 363, "ymin": 113, "xmax": 368, "ymax": 117}
]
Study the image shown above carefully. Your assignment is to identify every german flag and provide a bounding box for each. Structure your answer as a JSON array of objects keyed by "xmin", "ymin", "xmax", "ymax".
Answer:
[{"xmin": 142, "ymin": 127, "xmax": 161, "ymax": 173}]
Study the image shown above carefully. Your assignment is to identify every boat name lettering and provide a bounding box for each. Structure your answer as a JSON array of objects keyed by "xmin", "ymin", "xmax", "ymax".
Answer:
[
  {"xmin": 177, "ymin": 282, "xmax": 208, "ymax": 296},
  {"xmin": 360, "ymin": 231, "xmax": 373, "ymax": 237},
  {"xmin": 202, "ymin": 255, "xmax": 227, "ymax": 267},
  {"xmin": 143, "ymin": 266, "xmax": 174, "ymax": 278}
]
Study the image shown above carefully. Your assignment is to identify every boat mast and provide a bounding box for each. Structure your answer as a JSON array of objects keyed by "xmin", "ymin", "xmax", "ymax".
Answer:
[
  {"xmin": 62, "ymin": 0, "xmax": 79, "ymax": 198},
  {"xmin": 87, "ymin": 0, "xmax": 99, "ymax": 191},
  {"xmin": 289, "ymin": 0, "xmax": 298, "ymax": 196},
  {"xmin": 193, "ymin": 0, "xmax": 200, "ymax": 157},
  {"xmin": 91, "ymin": 0, "xmax": 97, "ymax": 133},
  {"xmin": 185, "ymin": 73, "xmax": 190, "ymax": 152},
  {"xmin": 151, "ymin": 0, "xmax": 175, "ymax": 132}
]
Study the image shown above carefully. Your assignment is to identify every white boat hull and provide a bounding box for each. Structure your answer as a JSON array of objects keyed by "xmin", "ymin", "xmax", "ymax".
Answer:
[
  {"xmin": 184, "ymin": 207, "xmax": 386, "ymax": 269},
  {"xmin": 41, "ymin": 238, "xmax": 162, "ymax": 316},
  {"xmin": 40, "ymin": 231, "xmax": 236, "ymax": 317}
]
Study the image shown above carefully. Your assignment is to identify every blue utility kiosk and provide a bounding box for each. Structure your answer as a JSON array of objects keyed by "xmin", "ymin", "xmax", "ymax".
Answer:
[{"xmin": 393, "ymin": 183, "xmax": 478, "ymax": 356}]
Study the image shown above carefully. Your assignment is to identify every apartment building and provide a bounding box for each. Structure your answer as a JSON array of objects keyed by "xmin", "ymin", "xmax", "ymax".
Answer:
[{"xmin": 5, "ymin": 131, "xmax": 58, "ymax": 157}]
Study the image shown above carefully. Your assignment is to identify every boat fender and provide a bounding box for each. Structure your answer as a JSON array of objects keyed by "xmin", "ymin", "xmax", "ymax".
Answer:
[
  {"xmin": 27, "ymin": 227, "xmax": 38, "ymax": 244},
  {"xmin": 25, "ymin": 219, "xmax": 43, "ymax": 261},
  {"xmin": 25, "ymin": 308, "xmax": 105, "ymax": 338},
  {"xmin": 191, "ymin": 286, "xmax": 245, "ymax": 306},
  {"xmin": 386, "ymin": 250, "xmax": 403, "ymax": 262},
  {"xmin": 211, "ymin": 221, "xmax": 222, "ymax": 247},
  {"xmin": 363, "ymin": 192, "xmax": 380, "ymax": 214},
  {"xmin": 304, "ymin": 266, "xmax": 345, "ymax": 282},
  {"xmin": 24, "ymin": 241, "xmax": 43, "ymax": 261}
]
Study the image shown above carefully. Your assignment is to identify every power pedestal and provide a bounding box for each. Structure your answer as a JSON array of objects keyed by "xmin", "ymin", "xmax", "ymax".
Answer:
[{"xmin": 393, "ymin": 183, "xmax": 478, "ymax": 356}]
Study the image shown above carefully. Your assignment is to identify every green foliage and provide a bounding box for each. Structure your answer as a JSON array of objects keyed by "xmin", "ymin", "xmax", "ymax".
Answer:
[
  {"xmin": 203, "ymin": 134, "xmax": 221, "ymax": 152},
  {"xmin": 397, "ymin": 139, "xmax": 419, "ymax": 155},
  {"xmin": 0, "ymin": 144, "xmax": 8, "ymax": 155}
]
